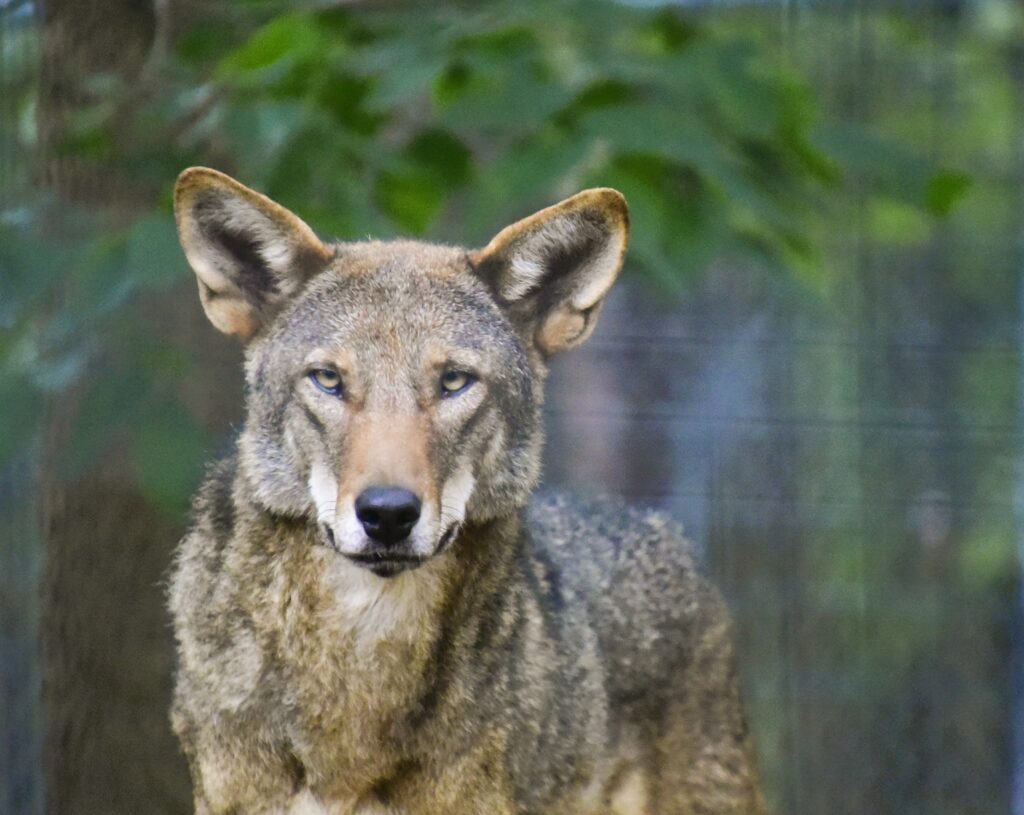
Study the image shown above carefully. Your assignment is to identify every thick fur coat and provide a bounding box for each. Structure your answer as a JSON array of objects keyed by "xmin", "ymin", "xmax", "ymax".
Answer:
[{"xmin": 168, "ymin": 168, "xmax": 766, "ymax": 814}]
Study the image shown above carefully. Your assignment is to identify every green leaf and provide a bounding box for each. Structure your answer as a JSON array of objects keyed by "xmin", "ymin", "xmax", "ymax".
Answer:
[
  {"xmin": 581, "ymin": 104, "xmax": 730, "ymax": 178},
  {"xmin": 409, "ymin": 128, "xmax": 472, "ymax": 185},
  {"xmin": 456, "ymin": 137, "xmax": 583, "ymax": 243},
  {"xmin": 222, "ymin": 101, "xmax": 316, "ymax": 177},
  {"xmin": 218, "ymin": 12, "xmax": 324, "ymax": 77},
  {"xmin": 434, "ymin": 55, "xmax": 574, "ymax": 134},
  {"xmin": 352, "ymin": 33, "xmax": 449, "ymax": 111},
  {"xmin": 594, "ymin": 154, "xmax": 726, "ymax": 291},
  {"xmin": 376, "ymin": 128, "xmax": 472, "ymax": 234},
  {"xmin": 376, "ymin": 169, "xmax": 445, "ymax": 235},
  {"xmin": 867, "ymin": 198, "xmax": 932, "ymax": 246},
  {"xmin": 634, "ymin": 8, "xmax": 700, "ymax": 55},
  {"xmin": 695, "ymin": 41, "xmax": 782, "ymax": 140},
  {"xmin": 176, "ymin": 20, "xmax": 244, "ymax": 66},
  {"xmin": 925, "ymin": 170, "xmax": 972, "ymax": 217},
  {"xmin": 811, "ymin": 123, "xmax": 969, "ymax": 216}
]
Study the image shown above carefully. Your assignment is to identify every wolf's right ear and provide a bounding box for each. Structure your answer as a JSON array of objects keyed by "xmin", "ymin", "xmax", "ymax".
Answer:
[{"xmin": 174, "ymin": 167, "xmax": 333, "ymax": 341}]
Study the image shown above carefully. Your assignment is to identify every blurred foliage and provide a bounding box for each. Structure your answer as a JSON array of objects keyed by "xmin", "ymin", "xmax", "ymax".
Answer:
[
  {"xmin": 0, "ymin": 0, "xmax": 967, "ymax": 513},
  {"xmin": 4, "ymin": 2, "xmax": 1020, "ymax": 812}
]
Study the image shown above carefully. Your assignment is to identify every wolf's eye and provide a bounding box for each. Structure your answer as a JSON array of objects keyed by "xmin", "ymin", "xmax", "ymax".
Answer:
[
  {"xmin": 440, "ymin": 370, "xmax": 475, "ymax": 397},
  {"xmin": 309, "ymin": 369, "xmax": 343, "ymax": 396}
]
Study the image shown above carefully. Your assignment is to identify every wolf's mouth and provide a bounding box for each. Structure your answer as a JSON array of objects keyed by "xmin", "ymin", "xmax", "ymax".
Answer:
[
  {"xmin": 343, "ymin": 552, "xmax": 425, "ymax": 578},
  {"xmin": 317, "ymin": 522, "xmax": 458, "ymax": 577}
]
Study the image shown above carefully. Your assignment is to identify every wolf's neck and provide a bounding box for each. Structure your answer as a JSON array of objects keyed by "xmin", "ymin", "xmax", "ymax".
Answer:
[{"xmin": 446, "ymin": 512, "xmax": 525, "ymax": 600}]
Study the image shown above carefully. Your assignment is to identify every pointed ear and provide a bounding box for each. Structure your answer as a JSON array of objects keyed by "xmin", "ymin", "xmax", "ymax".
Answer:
[
  {"xmin": 471, "ymin": 188, "xmax": 628, "ymax": 355},
  {"xmin": 173, "ymin": 167, "xmax": 333, "ymax": 341}
]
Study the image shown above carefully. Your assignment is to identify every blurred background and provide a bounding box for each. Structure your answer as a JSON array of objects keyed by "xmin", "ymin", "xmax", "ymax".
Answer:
[{"xmin": 0, "ymin": 0, "xmax": 1020, "ymax": 812}]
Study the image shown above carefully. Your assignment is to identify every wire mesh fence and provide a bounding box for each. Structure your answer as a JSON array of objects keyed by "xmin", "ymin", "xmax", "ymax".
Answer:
[{"xmin": 1, "ymin": 1, "xmax": 1021, "ymax": 813}]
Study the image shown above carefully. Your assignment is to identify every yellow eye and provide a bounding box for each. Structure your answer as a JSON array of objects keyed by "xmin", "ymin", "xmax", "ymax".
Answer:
[
  {"xmin": 440, "ymin": 370, "xmax": 475, "ymax": 397},
  {"xmin": 310, "ymin": 369, "xmax": 343, "ymax": 395}
]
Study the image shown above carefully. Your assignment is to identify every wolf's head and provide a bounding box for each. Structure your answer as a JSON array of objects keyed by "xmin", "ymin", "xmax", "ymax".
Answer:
[{"xmin": 175, "ymin": 168, "xmax": 628, "ymax": 578}]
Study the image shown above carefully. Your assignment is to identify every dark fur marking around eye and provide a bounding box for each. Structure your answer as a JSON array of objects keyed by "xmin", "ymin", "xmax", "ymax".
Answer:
[
  {"xmin": 459, "ymin": 400, "xmax": 491, "ymax": 442},
  {"xmin": 299, "ymin": 403, "xmax": 326, "ymax": 436}
]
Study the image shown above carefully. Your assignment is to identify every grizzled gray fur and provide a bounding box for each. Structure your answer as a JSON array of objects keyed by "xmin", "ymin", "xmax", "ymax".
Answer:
[{"xmin": 168, "ymin": 167, "xmax": 767, "ymax": 814}]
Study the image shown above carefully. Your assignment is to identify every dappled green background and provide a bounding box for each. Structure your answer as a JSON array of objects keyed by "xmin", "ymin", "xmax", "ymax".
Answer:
[{"xmin": 1, "ymin": 0, "xmax": 1020, "ymax": 813}]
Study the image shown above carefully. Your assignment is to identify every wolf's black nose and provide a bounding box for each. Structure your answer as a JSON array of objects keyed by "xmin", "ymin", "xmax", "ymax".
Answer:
[{"xmin": 355, "ymin": 487, "xmax": 421, "ymax": 545}]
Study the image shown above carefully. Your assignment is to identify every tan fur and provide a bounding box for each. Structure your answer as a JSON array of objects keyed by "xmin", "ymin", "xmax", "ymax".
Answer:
[
  {"xmin": 169, "ymin": 169, "xmax": 766, "ymax": 814},
  {"xmin": 341, "ymin": 413, "xmax": 432, "ymax": 501}
]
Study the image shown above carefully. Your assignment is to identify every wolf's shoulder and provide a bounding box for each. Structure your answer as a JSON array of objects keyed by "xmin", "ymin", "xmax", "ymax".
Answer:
[
  {"xmin": 524, "ymin": 490, "xmax": 710, "ymax": 626},
  {"xmin": 526, "ymin": 489, "xmax": 699, "ymax": 583},
  {"xmin": 524, "ymin": 491, "xmax": 723, "ymax": 696}
]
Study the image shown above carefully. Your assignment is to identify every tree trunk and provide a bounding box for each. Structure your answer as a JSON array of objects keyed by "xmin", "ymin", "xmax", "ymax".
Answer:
[{"xmin": 36, "ymin": 1, "xmax": 239, "ymax": 811}]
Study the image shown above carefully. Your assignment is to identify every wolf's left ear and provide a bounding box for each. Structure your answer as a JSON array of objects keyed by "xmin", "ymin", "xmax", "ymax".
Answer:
[
  {"xmin": 471, "ymin": 189, "xmax": 628, "ymax": 355},
  {"xmin": 174, "ymin": 167, "xmax": 333, "ymax": 341}
]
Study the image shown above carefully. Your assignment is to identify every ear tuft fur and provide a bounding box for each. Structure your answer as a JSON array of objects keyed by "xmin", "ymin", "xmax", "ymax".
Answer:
[
  {"xmin": 472, "ymin": 188, "xmax": 629, "ymax": 355},
  {"xmin": 174, "ymin": 167, "xmax": 332, "ymax": 341}
]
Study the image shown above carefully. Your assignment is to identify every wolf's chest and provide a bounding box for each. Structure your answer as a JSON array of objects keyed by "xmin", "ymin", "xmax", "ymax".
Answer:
[{"xmin": 263, "ymin": 550, "xmax": 444, "ymax": 772}]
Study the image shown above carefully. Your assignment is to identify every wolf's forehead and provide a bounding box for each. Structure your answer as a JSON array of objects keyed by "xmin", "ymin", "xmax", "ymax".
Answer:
[{"xmin": 281, "ymin": 257, "xmax": 502, "ymax": 358}]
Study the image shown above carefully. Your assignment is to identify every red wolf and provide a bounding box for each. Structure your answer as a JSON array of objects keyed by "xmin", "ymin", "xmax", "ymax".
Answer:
[{"xmin": 168, "ymin": 167, "xmax": 766, "ymax": 814}]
